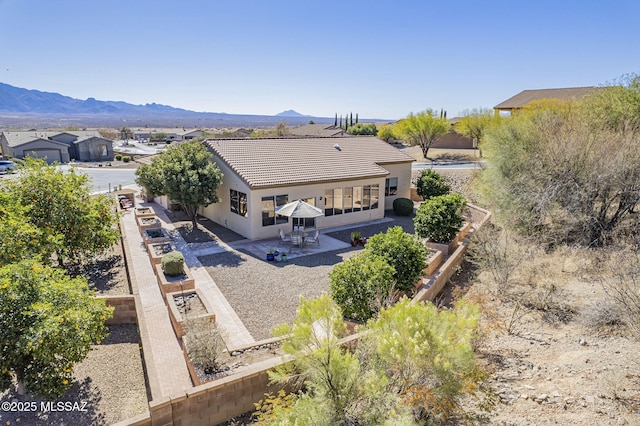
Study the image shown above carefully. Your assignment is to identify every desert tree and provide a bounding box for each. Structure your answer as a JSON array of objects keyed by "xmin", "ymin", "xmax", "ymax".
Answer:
[
  {"xmin": 455, "ymin": 107, "xmax": 501, "ymax": 149},
  {"xmin": 263, "ymin": 294, "xmax": 415, "ymax": 425},
  {"xmin": 376, "ymin": 124, "xmax": 396, "ymax": 143},
  {"xmin": 0, "ymin": 190, "xmax": 47, "ymax": 266},
  {"xmin": 6, "ymin": 158, "xmax": 120, "ymax": 266},
  {"xmin": 135, "ymin": 141, "xmax": 223, "ymax": 229},
  {"xmin": 395, "ymin": 109, "xmax": 448, "ymax": 159},
  {"xmin": 358, "ymin": 297, "xmax": 489, "ymax": 422},
  {"xmin": 477, "ymin": 88, "xmax": 640, "ymax": 246},
  {"xmin": 0, "ymin": 261, "xmax": 113, "ymax": 399}
]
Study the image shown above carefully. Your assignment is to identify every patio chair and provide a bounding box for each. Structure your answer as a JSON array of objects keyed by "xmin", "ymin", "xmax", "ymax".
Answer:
[
  {"xmin": 279, "ymin": 229, "xmax": 292, "ymax": 246},
  {"xmin": 290, "ymin": 234, "xmax": 304, "ymax": 251},
  {"xmin": 305, "ymin": 230, "xmax": 320, "ymax": 246}
]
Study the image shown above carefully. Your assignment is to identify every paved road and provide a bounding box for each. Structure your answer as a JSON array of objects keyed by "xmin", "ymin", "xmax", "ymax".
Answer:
[{"xmin": 58, "ymin": 165, "xmax": 139, "ymax": 193}]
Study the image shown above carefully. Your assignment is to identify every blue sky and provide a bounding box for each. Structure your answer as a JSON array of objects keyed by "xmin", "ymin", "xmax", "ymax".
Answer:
[{"xmin": 2, "ymin": 0, "xmax": 639, "ymax": 120}]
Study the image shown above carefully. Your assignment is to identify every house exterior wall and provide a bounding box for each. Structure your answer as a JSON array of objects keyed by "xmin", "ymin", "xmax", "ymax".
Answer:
[
  {"xmin": 0, "ymin": 135, "xmax": 12, "ymax": 158},
  {"xmin": 200, "ymin": 158, "xmax": 413, "ymax": 240},
  {"xmin": 381, "ymin": 162, "xmax": 412, "ymax": 207},
  {"xmin": 9, "ymin": 140, "xmax": 70, "ymax": 163},
  {"xmin": 199, "ymin": 160, "xmax": 252, "ymax": 237},
  {"xmin": 76, "ymin": 138, "xmax": 115, "ymax": 161},
  {"xmin": 431, "ymin": 130, "xmax": 474, "ymax": 149}
]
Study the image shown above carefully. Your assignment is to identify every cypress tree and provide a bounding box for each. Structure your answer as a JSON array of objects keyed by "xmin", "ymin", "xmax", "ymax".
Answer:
[
  {"xmin": 339, "ymin": 115, "xmax": 343, "ymax": 128},
  {"xmin": 334, "ymin": 113, "xmax": 338, "ymax": 127},
  {"xmin": 350, "ymin": 112, "xmax": 353, "ymax": 127},
  {"xmin": 355, "ymin": 113, "xmax": 359, "ymax": 124}
]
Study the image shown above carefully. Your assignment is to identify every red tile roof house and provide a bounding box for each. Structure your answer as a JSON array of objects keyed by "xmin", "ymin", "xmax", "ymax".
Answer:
[
  {"xmin": 494, "ymin": 86, "xmax": 603, "ymax": 115},
  {"xmin": 200, "ymin": 137, "xmax": 415, "ymax": 240}
]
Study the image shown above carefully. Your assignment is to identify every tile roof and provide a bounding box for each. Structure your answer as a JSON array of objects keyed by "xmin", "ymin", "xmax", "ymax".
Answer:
[
  {"xmin": 1, "ymin": 130, "xmax": 102, "ymax": 147},
  {"xmin": 494, "ymin": 87, "xmax": 603, "ymax": 110},
  {"xmin": 205, "ymin": 137, "xmax": 414, "ymax": 189}
]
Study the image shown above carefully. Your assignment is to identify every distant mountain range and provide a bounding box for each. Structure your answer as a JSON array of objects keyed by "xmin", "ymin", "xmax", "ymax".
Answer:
[{"xmin": 0, "ymin": 83, "xmax": 338, "ymax": 128}]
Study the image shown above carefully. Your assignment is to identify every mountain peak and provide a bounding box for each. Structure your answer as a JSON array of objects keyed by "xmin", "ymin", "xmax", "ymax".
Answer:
[{"xmin": 275, "ymin": 109, "xmax": 306, "ymax": 117}]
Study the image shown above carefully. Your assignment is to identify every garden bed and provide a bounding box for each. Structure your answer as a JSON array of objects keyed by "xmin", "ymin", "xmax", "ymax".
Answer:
[
  {"xmin": 148, "ymin": 242, "xmax": 174, "ymax": 265},
  {"xmin": 142, "ymin": 227, "xmax": 171, "ymax": 247},
  {"xmin": 134, "ymin": 206, "xmax": 156, "ymax": 218},
  {"xmin": 137, "ymin": 215, "xmax": 161, "ymax": 232},
  {"xmin": 166, "ymin": 289, "xmax": 216, "ymax": 338},
  {"xmin": 155, "ymin": 263, "xmax": 195, "ymax": 296}
]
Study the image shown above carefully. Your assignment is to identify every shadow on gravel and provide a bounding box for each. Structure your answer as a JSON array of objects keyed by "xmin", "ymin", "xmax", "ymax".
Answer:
[
  {"xmin": 198, "ymin": 250, "xmax": 247, "ymax": 268},
  {"xmin": 0, "ymin": 378, "xmax": 105, "ymax": 426}
]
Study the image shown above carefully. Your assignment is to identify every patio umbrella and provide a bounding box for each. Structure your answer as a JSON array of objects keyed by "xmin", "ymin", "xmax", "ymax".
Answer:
[{"xmin": 275, "ymin": 199, "xmax": 323, "ymax": 231}]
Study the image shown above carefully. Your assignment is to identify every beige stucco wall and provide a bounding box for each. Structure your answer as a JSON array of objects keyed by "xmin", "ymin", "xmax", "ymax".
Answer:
[
  {"xmin": 200, "ymin": 159, "xmax": 413, "ymax": 240},
  {"xmin": 381, "ymin": 162, "xmax": 412, "ymax": 207}
]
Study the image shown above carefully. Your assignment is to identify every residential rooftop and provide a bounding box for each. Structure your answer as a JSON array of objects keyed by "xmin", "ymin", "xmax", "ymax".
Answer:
[
  {"xmin": 205, "ymin": 137, "xmax": 414, "ymax": 189},
  {"xmin": 494, "ymin": 86, "xmax": 603, "ymax": 110}
]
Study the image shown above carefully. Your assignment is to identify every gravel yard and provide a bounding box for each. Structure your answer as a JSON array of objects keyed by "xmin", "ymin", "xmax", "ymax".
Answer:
[
  {"xmin": 199, "ymin": 212, "xmax": 418, "ymax": 341},
  {"xmin": 0, "ymin": 324, "xmax": 148, "ymax": 426},
  {"xmin": 200, "ymin": 248, "xmax": 357, "ymax": 340},
  {"xmin": 66, "ymin": 242, "xmax": 131, "ymax": 295}
]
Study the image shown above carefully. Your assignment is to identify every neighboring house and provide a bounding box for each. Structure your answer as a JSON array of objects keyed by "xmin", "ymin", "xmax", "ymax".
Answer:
[
  {"xmin": 288, "ymin": 124, "xmax": 348, "ymax": 138},
  {"xmin": 200, "ymin": 137, "xmax": 415, "ymax": 240},
  {"xmin": 217, "ymin": 128, "xmax": 253, "ymax": 138},
  {"xmin": 131, "ymin": 128, "xmax": 203, "ymax": 142},
  {"xmin": 431, "ymin": 117, "xmax": 474, "ymax": 149},
  {"xmin": 0, "ymin": 130, "xmax": 114, "ymax": 163},
  {"xmin": 494, "ymin": 86, "xmax": 603, "ymax": 115}
]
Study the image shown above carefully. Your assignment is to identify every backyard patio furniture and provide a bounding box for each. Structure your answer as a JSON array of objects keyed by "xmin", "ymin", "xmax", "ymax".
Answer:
[
  {"xmin": 290, "ymin": 233, "xmax": 305, "ymax": 252},
  {"xmin": 305, "ymin": 230, "xmax": 320, "ymax": 246},
  {"xmin": 279, "ymin": 229, "xmax": 292, "ymax": 246}
]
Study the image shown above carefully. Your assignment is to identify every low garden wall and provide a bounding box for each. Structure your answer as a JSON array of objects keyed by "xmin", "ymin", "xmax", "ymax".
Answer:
[
  {"xmin": 99, "ymin": 295, "xmax": 138, "ymax": 325},
  {"xmin": 117, "ymin": 203, "xmax": 492, "ymax": 426}
]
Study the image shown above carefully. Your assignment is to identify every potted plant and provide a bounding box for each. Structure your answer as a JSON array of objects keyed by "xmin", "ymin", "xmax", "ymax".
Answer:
[
  {"xmin": 350, "ymin": 231, "xmax": 361, "ymax": 247},
  {"xmin": 281, "ymin": 253, "xmax": 287, "ymax": 262},
  {"xmin": 267, "ymin": 248, "xmax": 276, "ymax": 261}
]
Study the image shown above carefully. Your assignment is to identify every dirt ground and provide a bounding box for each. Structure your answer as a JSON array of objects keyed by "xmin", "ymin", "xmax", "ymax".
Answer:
[{"xmin": 459, "ymin": 246, "xmax": 640, "ymax": 425}]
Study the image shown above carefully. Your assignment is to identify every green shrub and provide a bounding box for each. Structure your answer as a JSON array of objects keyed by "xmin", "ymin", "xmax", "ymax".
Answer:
[
  {"xmin": 161, "ymin": 251, "xmax": 185, "ymax": 276},
  {"xmin": 330, "ymin": 252, "xmax": 395, "ymax": 322},
  {"xmin": 392, "ymin": 197, "xmax": 414, "ymax": 216},
  {"xmin": 365, "ymin": 226, "xmax": 427, "ymax": 293},
  {"xmin": 414, "ymin": 193, "xmax": 466, "ymax": 243},
  {"xmin": 115, "ymin": 154, "xmax": 122, "ymax": 161},
  {"xmin": 122, "ymin": 156, "xmax": 131, "ymax": 163},
  {"xmin": 416, "ymin": 169, "xmax": 450, "ymax": 200}
]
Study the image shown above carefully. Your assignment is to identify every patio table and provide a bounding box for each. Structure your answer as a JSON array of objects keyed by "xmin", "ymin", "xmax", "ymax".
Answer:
[{"xmin": 288, "ymin": 231, "xmax": 308, "ymax": 251}]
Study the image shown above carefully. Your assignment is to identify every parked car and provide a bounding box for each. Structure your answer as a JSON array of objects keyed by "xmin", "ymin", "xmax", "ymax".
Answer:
[{"xmin": 0, "ymin": 160, "xmax": 17, "ymax": 174}]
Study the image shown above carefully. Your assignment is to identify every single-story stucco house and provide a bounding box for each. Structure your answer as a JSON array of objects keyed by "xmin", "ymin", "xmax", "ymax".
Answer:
[
  {"xmin": 0, "ymin": 130, "xmax": 114, "ymax": 163},
  {"xmin": 196, "ymin": 137, "xmax": 414, "ymax": 240}
]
